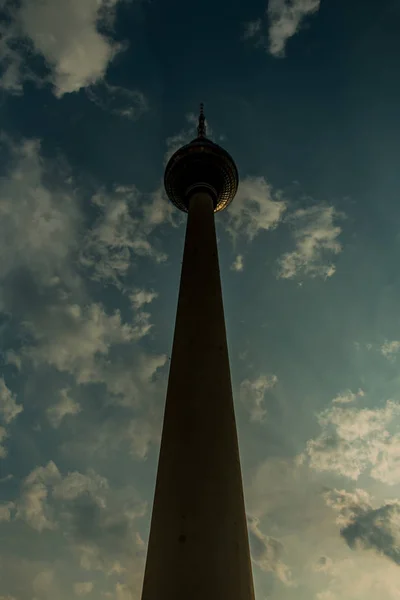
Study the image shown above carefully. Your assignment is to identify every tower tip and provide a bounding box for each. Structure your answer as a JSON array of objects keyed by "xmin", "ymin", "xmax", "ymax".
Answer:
[{"xmin": 197, "ymin": 103, "xmax": 206, "ymax": 138}]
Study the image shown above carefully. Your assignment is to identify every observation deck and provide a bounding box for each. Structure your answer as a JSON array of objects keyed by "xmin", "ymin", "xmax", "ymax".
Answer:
[{"xmin": 164, "ymin": 105, "xmax": 239, "ymax": 213}]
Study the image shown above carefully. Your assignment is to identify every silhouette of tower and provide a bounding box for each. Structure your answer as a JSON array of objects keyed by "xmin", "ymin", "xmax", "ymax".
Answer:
[{"xmin": 140, "ymin": 105, "xmax": 255, "ymax": 600}]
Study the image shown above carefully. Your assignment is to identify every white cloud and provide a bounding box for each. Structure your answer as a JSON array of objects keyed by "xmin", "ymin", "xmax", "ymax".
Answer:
[
  {"xmin": 315, "ymin": 557, "xmax": 400, "ymax": 600},
  {"xmin": 52, "ymin": 470, "xmax": 108, "ymax": 502},
  {"xmin": 380, "ymin": 340, "xmax": 400, "ymax": 361},
  {"xmin": 23, "ymin": 302, "xmax": 141, "ymax": 383},
  {"xmin": 141, "ymin": 186, "xmax": 176, "ymax": 229},
  {"xmin": 74, "ymin": 581, "xmax": 94, "ymax": 596},
  {"xmin": 0, "ymin": 0, "xmax": 127, "ymax": 96},
  {"xmin": 125, "ymin": 417, "xmax": 161, "ymax": 460},
  {"xmin": 324, "ymin": 488, "xmax": 372, "ymax": 527},
  {"xmin": 0, "ymin": 137, "xmax": 81, "ymax": 281},
  {"xmin": 14, "ymin": 460, "xmax": 147, "ymax": 585},
  {"xmin": 278, "ymin": 205, "xmax": 343, "ymax": 279},
  {"xmin": 332, "ymin": 389, "xmax": 365, "ymax": 405},
  {"xmin": 16, "ymin": 461, "xmax": 61, "ymax": 532},
  {"xmin": 81, "ymin": 186, "xmax": 167, "ymax": 287},
  {"xmin": 130, "ymin": 289, "xmax": 158, "ymax": 310},
  {"xmin": 247, "ymin": 515, "xmax": 293, "ymax": 585},
  {"xmin": 226, "ymin": 176, "xmax": 287, "ymax": 241},
  {"xmin": 268, "ymin": 0, "xmax": 321, "ymax": 57},
  {"xmin": 303, "ymin": 397, "xmax": 400, "ymax": 484},
  {"xmin": 0, "ymin": 378, "xmax": 23, "ymax": 424},
  {"xmin": 240, "ymin": 374, "xmax": 278, "ymax": 422},
  {"xmin": 231, "ymin": 254, "xmax": 244, "ymax": 272},
  {"xmin": 46, "ymin": 389, "xmax": 81, "ymax": 428}
]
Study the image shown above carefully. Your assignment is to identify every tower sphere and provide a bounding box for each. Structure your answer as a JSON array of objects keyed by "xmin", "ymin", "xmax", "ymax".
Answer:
[{"xmin": 164, "ymin": 105, "xmax": 239, "ymax": 213}]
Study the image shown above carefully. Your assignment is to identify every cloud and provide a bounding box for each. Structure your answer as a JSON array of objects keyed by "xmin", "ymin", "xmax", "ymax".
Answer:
[
  {"xmin": 312, "ymin": 555, "xmax": 334, "ymax": 574},
  {"xmin": 68, "ymin": 488, "xmax": 147, "ymax": 576},
  {"xmin": 268, "ymin": 0, "xmax": 321, "ymax": 57},
  {"xmin": 0, "ymin": 378, "xmax": 23, "ymax": 424},
  {"xmin": 86, "ymin": 81, "xmax": 148, "ymax": 120},
  {"xmin": 164, "ymin": 113, "xmax": 201, "ymax": 164},
  {"xmin": 46, "ymin": 389, "xmax": 81, "ymax": 428},
  {"xmin": 341, "ymin": 503, "xmax": 400, "ymax": 565},
  {"xmin": 226, "ymin": 176, "xmax": 287, "ymax": 241},
  {"xmin": 0, "ymin": 0, "xmax": 128, "ymax": 96},
  {"xmin": 52, "ymin": 470, "xmax": 108, "ymax": 503},
  {"xmin": 0, "ymin": 426, "xmax": 8, "ymax": 459},
  {"xmin": 277, "ymin": 205, "xmax": 343, "ymax": 279},
  {"xmin": 13, "ymin": 460, "xmax": 147, "ymax": 582},
  {"xmin": 240, "ymin": 374, "xmax": 278, "ymax": 422},
  {"xmin": 141, "ymin": 186, "xmax": 176, "ymax": 229},
  {"xmin": 243, "ymin": 19, "xmax": 263, "ymax": 41},
  {"xmin": 16, "ymin": 461, "xmax": 61, "ymax": 532},
  {"xmin": 0, "ymin": 378, "xmax": 23, "ymax": 458},
  {"xmin": 74, "ymin": 582, "xmax": 94, "ymax": 596},
  {"xmin": 22, "ymin": 302, "xmax": 145, "ymax": 384},
  {"xmin": 380, "ymin": 340, "xmax": 400, "ymax": 361},
  {"xmin": 332, "ymin": 389, "xmax": 365, "ymax": 405},
  {"xmin": 32, "ymin": 569, "xmax": 55, "ymax": 598},
  {"xmin": 231, "ymin": 254, "xmax": 244, "ymax": 272},
  {"xmin": 130, "ymin": 289, "xmax": 158, "ymax": 310},
  {"xmin": 67, "ymin": 392, "xmax": 165, "ymax": 461},
  {"xmin": 0, "ymin": 137, "xmax": 81, "ymax": 282},
  {"xmin": 303, "ymin": 397, "xmax": 400, "ymax": 484},
  {"xmin": 81, "ymin": 186, "xmax": 167, "ymax": 287},
  {"xmin": 247, "ymin": 515, "xmax": 293, "ymax": 585},
  {"xmin": 324, "ymin": 488, "xmax": 400, "ymax": 567},
  {"xmin": 0, "ymin": 502, "xmax": 15, "ymax": 522}
]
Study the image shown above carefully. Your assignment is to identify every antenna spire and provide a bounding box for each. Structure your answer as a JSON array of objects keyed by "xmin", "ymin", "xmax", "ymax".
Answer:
[{"xmin": 197, "ymin": 102, "xmax": 206, "ymax": 137}]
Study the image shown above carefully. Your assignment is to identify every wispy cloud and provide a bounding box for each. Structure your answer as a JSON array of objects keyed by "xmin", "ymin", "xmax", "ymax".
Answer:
[
  {"xmin": 240, "ymin": 374, "xmax": 278, "ymax": 422},
  {"xmin": 247, "ymin": 515, "xmax": 294, "ymax": 585},
  {"xmin": 86, "ymin": 81, "xmax": 148, "ymax": 120},
  {"xmin": 46, "ymin": 389, "xmax": 81, "ymax": 429},
  {"xmin": 277, "ymin": 205, "xmax": 343, "ymax": 280},
  {"xmin": 243, "ymin": 0, "xmax": 321, "ymax": 57},
  {"xmin": 81, "ymin": 186, "xmax": 168, "ymax": 287},
  {"xmin": 268, "ymin": 0, "xmax": 321, "ymax": 57},
  {"xmin": 332, "ymin": 389, "xmax": 365, "ymax": 405}
]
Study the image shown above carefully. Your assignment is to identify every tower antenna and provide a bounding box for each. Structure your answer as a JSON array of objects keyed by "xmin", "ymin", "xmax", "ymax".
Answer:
[{"xmin": 197, "ymin": 102, "xmax": 206, "ymax": 137}]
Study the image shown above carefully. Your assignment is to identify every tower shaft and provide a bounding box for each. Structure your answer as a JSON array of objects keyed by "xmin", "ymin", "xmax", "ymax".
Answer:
[{"xmin": 141, "ymin": 192, "xmax": 255, "ymax": 600}]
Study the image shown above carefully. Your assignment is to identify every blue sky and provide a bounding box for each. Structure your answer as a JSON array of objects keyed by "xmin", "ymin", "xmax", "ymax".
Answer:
[{"xmin": 0, "ymin": 0, "xmax": 400, "ymax": 598}]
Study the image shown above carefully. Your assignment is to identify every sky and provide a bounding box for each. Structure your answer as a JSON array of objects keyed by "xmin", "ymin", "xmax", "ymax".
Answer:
[{"xmin": 0, "ymin": 0, "xmax": 400, "ymax": 598}]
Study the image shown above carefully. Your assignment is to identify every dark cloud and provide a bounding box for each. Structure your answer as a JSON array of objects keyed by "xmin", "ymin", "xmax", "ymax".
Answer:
[{"xmin": 340, "ymin": 502, "xmax": 400, "ymax": 565}]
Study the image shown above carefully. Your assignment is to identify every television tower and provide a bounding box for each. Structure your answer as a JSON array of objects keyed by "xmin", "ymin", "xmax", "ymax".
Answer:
[{"xmin": 140, "ymin": 105, "xmax": 255, "ymax": 600}]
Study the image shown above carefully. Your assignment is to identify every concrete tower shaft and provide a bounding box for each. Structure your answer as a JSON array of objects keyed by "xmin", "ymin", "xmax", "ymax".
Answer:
[{"xmin": 140, "ymin": 108, "xmax": 255, "ymax": 600}]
